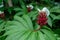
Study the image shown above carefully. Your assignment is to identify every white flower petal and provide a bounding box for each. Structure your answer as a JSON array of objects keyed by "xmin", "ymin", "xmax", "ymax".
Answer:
[
  {"xmin": 29, "ymin": 5, "xmax": 33, "ymax": 9},
  {"xmin": 37, "ymin": 8, "xmax": 41, "ymax": 12},
  {"xmin": 27, "ymin": 5, "xmax": 29, "ymax": 7},
  {"xmin": 42, "ymin": 7, "xmax": 50, "ymax": 16},
  {"xmin": 27, "ymin": 5, "xmax": 33, "ymax": 9},
  {"xmin": 0, "ymin": 11, "xmax": 4, "ymax": 14}
]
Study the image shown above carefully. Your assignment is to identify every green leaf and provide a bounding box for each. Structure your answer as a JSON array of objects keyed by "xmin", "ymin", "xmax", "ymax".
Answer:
[
  {"xmin": 19, "ymin": 0, "xmax": 27, "ymax": 14},
  {"xmin": 57, "ymin": 37, "xmax": 60, "ymax": 40},
  {"xmin": 0, "ymin": 20, "xmax": 6, "ymax": 32},
  {"xmin": 28, "ymin": 32, "xmax": 37, "ymax": 40},
  {"xmin": 32, "ymin": 13, "xmax": 38, "ymax": 20},
  {"xmin": 54, "ymin": 15, "xmax": 60, "ymax": 20},
  {"xmin": 15, "ymin": 12, "xmax": 24, "ymax": 16},
  {"xmin": 28, "ymin": 11, "xmax": 38, "ymax": 20},
  {"xmin": 22, "ymin": 15, "xmax": 33, "ymax": 30},
  {"xmin": 14, "ymin": 8, "xmax": 22, "ymax": 11},
  {"xmin": 4, "ymin": 15, "xmax": 56, "ymax": 40},
  {"xmin": 38, "ymin": 31, "xmax": 45, "ymax": 40},
  {"xmin": 54, "ymin": 29, "xmax": 60, "ymax": 35},
  {"xmin": 28, "ymin": 11, "xmax": 38, "ymax": 17},
  {"xmin": 19, "ymin": 31, "xmax": 32, "ymax": 40},
  {"xmin": 41, "ymin": 29, "xmax": 56, "ymax": 40},
  {"xmin": 5, "ymin": 30, "xmax": 28, "ymax": 40},
  {"xmin": 14, "ymin": 16, "xmax": 30, "ymax": 29},
  {"xmin": 50, "ymin": 14, "xmax": 56, "ymax": 19},
  {"xmin": 19, "ymin": 0, "xmax": 25, "ymax": 8},
  {"xmin": 50, "ymin": 6, "xmax": 60, "ymax": 13},
  {"xmin": 44, "ymin": 34, "xmax": 50, "ymax": 40},
  {"xmin": 50, "ymin": 14, "xmax": 60, "ymax": 20},
  {"xmin": 4, "ymin": 21, "xmax": 28, "ymax": 36},
  {"xmin": 47, "ymin": 17, "xmax": 52, "ymax": 27},
  {"xmin": 42, "ymin": 26, "xmax": 51, "ymax": 31}
]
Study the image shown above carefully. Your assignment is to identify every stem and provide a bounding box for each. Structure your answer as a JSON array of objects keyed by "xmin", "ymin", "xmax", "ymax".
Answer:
[
  {"xmin": 37, "ymin": 26, "xmax": 41, "ymax": 30},
  {"xmin": 7, "ymin": 0, "xmax": 13, "ymax": 7},
  {"xmin": 3, "ymin": 0, "xmax": 13, "ymax": 7},
  {"xmin": 34, "ymin": 26, "xmax": 41, "ymax": 32}
]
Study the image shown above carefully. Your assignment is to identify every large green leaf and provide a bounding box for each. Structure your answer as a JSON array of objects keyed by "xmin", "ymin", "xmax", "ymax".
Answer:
[
  {"xmin": 14, "ymin": 15, "xmax": 33, "ymax": 30},
  {"xmin": 4, "ymin": 21, "xmax": 28, "ymax": 36},
  {"xmin": 50, "ymin": 14, "xmax": 60, "ymax": 20},
  {"xmin": 42, "ymin": 26, "xmax": 51, "ymax": 31},
  {"xmin": 53, "ymin": 15, "xmax": 60, "ymax": 20},
  {"xmin": 50, "ymin": 6, "xmax": 60, "ymax": 13},
  {"xmin": 27, "ymin": 32, "xmax": 37, "ymax": 40},
  {"xmin": 44, "ymin": 34, "xmax": 50, "ymax": 40},
  {"xmin": 38, "ymin": 31, "xmax": 45, "ymax": 40},
  {"xmin": 4, "ymin": 15, "xmax": 56, "ymax": 40},
  {"xmin": 41, "ymin": 29, "xmax": 56, "ymax": 40},
  {"xmin": 22, "ymin": 15, "xmax": 33, "ymax": 30},
  {"xmin": 14, "ymin": 16, "xmax": 30, "ymax": 29}
]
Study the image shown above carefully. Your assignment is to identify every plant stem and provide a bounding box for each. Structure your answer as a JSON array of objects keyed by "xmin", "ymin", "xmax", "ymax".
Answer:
[
  {"xmin": 34, "ymin": 26, "xmax": 41, "ymax": 32},
  {"xmin": 7, "ymin": 0, "xmax": 13, "ymax": 7},
  {"xmin": 3, "ymin": 0, "xmax": 13, "ymax": 7}
]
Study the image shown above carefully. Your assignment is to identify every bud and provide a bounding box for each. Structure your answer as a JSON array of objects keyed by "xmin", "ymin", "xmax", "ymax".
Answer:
[
  {"xmin": 37, "ymin": 12, "xmax": 48, "ymax": 26},
  {"xmin": 37, "ymin": 7, "xmax": 50, "ymax": 26},
  {"xmin": 0, "ymin": 11, "xmax": 5, "ymax": 19},
  {"xmin": 27, "ymin": 5, "xmax": 33, "ymax": 12}
]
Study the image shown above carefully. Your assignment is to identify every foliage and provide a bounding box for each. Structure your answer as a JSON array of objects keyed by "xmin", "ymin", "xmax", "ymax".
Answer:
[{"xmin": 0, "ymin": 0, "xmax": 60, "ymax": 40}]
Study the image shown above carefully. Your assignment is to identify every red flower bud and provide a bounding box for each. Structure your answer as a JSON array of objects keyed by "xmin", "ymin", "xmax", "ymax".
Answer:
[
  {"xmin": 27, "ymin": 7, "xmax": 31, "ymax": 12},
  {"xmin": 0, "ymin": 13, "xmax": 5, "ymax": 19},
  {"xmin": 37, "ymin": 11, "xmax": 48, "ymax": 26}
]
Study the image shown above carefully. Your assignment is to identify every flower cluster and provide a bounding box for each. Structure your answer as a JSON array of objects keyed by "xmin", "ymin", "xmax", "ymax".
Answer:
[
  {"xmin": 37, "ymin": 7, "xmax": 50, "ymax": 26},
  {"xmin": 37, "ymin": 12, "xmax": 48, "ymax": 26}
]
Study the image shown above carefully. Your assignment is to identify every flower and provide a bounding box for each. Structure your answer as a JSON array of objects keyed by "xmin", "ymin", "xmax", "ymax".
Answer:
[
  {"xmin": 37, "ymin": 7, "xmax": 50, "ymax": 26},
  {"xmin": 27, "ymin": 5, "xmax": 33, "ymax": 12},
  {"xmin": 0, "ymin": 11, "xmax": 5, "ymax": 19},
  {"xmin": 37, "ymin": 7, "xmax": 50, "ymax": 16}
]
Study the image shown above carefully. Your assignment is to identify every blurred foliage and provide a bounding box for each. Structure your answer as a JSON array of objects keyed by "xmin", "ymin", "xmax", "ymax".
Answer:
[{"xmin": 0, "ymin": 0, "xmax": 60, "ymax": 40}]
